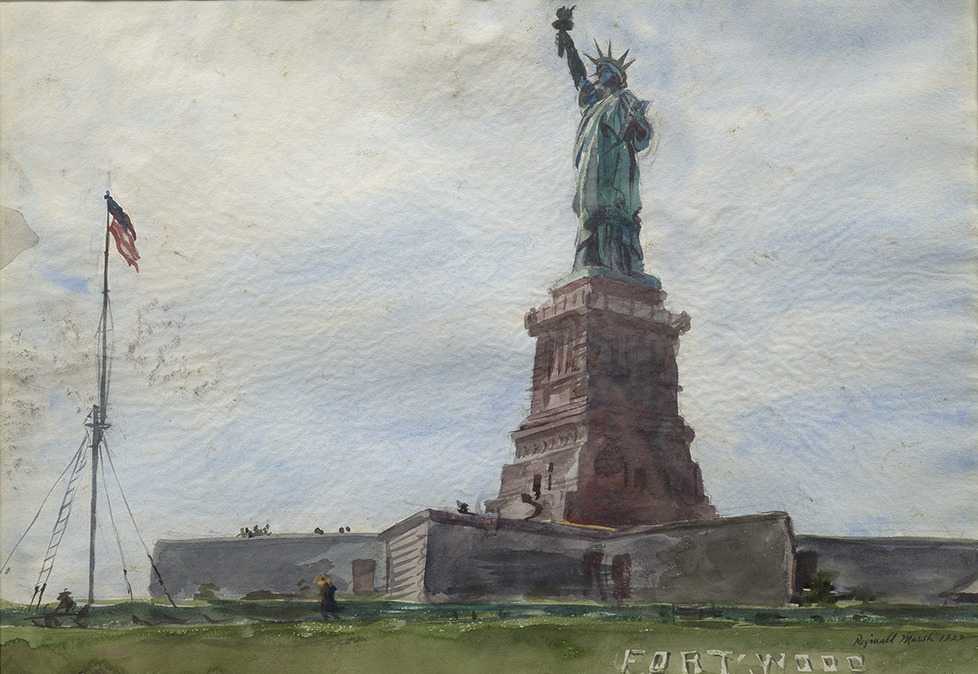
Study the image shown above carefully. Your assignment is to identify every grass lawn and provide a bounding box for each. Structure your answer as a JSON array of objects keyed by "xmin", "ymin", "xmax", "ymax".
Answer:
[{"xmin": 1, "ymin": 603, "xmax": 976, "ymax": 673}]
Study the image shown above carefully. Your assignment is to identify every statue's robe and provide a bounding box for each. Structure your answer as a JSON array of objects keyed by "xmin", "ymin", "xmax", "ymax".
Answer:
[{"xmin": 572, "ymin": 82, "xmax": 651, "ymax": 275}]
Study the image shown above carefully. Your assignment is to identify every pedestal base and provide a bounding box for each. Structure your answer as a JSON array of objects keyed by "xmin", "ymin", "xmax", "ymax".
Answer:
[{"xmin": 486, "ymin": 273, "xmax": 715, "ymax": 526}]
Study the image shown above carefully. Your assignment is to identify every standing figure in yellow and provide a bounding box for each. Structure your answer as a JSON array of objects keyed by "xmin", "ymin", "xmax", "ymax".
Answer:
[
  {"xmin": 554, "ymin": 7, "xmax": 653, "ymax": 278},
  {"xmin": 315, "ymin": 573, "xmax": 340, "ymax": 621}
]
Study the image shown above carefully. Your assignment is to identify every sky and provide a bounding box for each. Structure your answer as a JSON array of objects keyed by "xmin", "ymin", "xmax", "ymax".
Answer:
[{"xmin": 1, "ymin": 1, "xmax": 975, "ymax": 600}]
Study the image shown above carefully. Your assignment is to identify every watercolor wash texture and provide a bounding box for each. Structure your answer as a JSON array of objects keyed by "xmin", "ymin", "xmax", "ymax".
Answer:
[{"xmin": 0, "ymin": 1, "xmax": 976, "ymax": 601}]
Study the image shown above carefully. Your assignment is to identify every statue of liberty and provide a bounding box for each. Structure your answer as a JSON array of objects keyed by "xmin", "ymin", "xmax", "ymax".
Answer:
[{"xmin": 553, "ymin": 7, "xmax": 654, "ymax": 281}]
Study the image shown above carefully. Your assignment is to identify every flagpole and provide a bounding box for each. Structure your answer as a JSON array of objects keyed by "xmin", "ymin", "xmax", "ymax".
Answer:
[{"xmin": 88, "ymin": 193, "xmax": 113, "ymax": 606}]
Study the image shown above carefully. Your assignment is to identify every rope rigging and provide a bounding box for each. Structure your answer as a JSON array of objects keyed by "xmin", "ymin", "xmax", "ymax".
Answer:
[
  {"xmin": 95, "ymin": 291, "xmax": 115, "ymax": 411},
  {"xmin": 98, "ymin": 441, "xmax": 133, "ymax": 601},
  {"xmin": 103, "ymin": 438, "xmax": 178, "ymax": 607}
]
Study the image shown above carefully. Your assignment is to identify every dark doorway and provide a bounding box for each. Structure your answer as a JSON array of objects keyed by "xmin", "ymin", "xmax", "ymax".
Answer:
[
  {"xmin": 612, "ymin": 554, "xmax": 631, "ymax": 603},
  {"xmin": 352, "ymin": 559, "xmax": 377, "ymax": 595},
  {"xmin": 582, "ymin": 551, "xmax": 607, "ymax": 601},
  {"xmin": 793, "ymin": 550, "xmax": 818, "ymax": 596}
]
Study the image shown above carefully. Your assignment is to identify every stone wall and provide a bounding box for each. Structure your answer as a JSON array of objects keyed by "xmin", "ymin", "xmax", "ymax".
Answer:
[
  {"xmin": 421, "ymin": 514, "xmax": 603, "ymax": 601},
  {"xmin": 606, "ymin": 514, "xmax": 795, "ymax": 606},
  {"xmin": 153, "ymin": 512, "xmax": 795, "ymax": 605},
  {"xmin": 151, "ymin": 534, "xmax": 384, "ymax": 600},
  {"xmin": 796, "ymin": 535, "xmax": 978, "ymax": 604},
  {"xmin": 150, "ymin": 516, "xmax": 975, "ymax": 606},
  {"xmin": 396, "ymin": 510, "xmax": 795, "ymax": 606}
]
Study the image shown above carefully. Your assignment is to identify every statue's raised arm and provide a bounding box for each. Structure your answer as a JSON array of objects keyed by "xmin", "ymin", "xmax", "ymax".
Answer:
[
  {"xmin": 553, "ymin": 6, "xmax": 588, "ymax": 90},
  {"xmin": 552, "ymin": 7, "xmax": 656, "ymax": 282}
]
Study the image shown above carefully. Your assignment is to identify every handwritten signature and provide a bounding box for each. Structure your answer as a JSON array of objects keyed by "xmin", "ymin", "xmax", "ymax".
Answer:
[{"xmin": 853, "ymin": 632, "xmax": 973, "ymax": 648}]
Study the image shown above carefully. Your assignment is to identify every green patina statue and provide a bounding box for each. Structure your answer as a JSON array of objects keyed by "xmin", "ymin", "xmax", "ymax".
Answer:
[{"xmin": 554, "ymin": 7, "xmax": 654, "ymax": 280}]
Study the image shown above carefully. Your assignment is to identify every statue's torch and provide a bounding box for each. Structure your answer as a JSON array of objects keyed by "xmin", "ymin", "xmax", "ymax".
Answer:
[{"xmin": 553, "ymin": 5, "xmax": 576, "ymax": 56}]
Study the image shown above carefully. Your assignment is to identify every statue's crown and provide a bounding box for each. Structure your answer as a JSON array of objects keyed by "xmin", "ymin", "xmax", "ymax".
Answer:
[{"xmin": 585, "ymin": 40, "xmax": 635, "ymax": 76}]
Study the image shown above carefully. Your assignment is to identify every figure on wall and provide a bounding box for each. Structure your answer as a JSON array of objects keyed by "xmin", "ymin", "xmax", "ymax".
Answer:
[{"xmin": 554, "ymin": 6, "xmax": 653, "ymax": 278}]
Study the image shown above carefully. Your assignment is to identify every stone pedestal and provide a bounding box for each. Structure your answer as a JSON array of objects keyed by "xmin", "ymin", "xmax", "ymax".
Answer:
[{"xmin": 486, "ymin": 273, "xmax": 716, "ymax": 526}]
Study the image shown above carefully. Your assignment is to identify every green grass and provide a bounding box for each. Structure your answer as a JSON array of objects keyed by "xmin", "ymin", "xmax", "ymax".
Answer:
[{"xmin": 1, "ymin": 602, "xmax": 976, "ymax": 673}]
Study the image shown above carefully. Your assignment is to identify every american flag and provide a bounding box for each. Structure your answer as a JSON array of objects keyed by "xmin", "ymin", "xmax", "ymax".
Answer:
[{"xmin": 104, "ymin": 194, "xmax": 139, "ymax": 272}]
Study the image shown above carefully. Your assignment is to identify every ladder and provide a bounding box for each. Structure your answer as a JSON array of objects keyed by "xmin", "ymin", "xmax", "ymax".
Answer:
[{"xmin": 35, "ymin": 440, "xmax": 89, "ymax": 591}]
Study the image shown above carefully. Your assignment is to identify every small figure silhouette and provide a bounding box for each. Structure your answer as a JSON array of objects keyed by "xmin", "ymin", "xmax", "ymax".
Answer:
[{"xmin": 55, "ymin": 588, "xmax": 76, "ymax": 613}]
